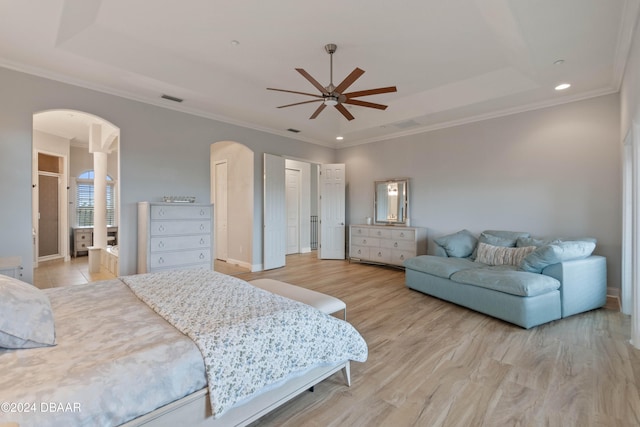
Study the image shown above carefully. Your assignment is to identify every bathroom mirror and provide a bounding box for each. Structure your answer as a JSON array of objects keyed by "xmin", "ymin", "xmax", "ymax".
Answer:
[{"xmin": 374, "ymin": 179, "xmax": 409, "ymax": 225}]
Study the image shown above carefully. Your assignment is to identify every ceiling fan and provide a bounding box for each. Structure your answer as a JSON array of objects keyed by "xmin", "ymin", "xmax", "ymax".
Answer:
[{"xmin": 267, "ymin": 44, "xmax": 397, "ymax": 121}]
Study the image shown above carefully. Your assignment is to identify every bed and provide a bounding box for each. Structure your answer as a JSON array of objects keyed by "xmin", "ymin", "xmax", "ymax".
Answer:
[{"xmin": 0, "ymin": 269, "xmax": 368, "ymax": 427}]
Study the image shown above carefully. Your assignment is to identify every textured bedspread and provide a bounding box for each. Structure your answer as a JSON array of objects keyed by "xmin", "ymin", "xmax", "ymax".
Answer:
[
  {"xmin": 0, "ymin": 280, "xmax": 206, "ymax": 427},
  {"xmin": 121, "ymin": 269, "xmax": 368, "ymax": 418}
]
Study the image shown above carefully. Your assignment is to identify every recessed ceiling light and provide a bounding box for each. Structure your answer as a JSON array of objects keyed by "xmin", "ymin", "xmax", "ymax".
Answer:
[
  {"xmin": 555, "ymin": 83, "xmax": 571, "ymax": 91},
  {"xmin": 553, "ymin": 59, "xmax": 565, "ymax": 65},
  {"xmin": 336, "ymin": 136, "xmax": 344, "ymax": 140},
  {"xmin": 230, "ymin": 40, "xmax": 240, "ymax": 46}
]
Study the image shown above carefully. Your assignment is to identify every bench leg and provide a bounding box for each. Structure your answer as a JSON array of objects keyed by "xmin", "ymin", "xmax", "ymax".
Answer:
[{"xmin": 342, "ymin": 362, "xmax": 351, "ymax": 387}]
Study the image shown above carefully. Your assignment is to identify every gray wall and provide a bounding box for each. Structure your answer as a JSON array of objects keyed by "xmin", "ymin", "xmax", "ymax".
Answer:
[
  {"xmin": 0, "ymin": 67, "xmax": 335, "ymax": 281},
  {"xmin": 0, "ymin": 65, "xmax": 623, "ymax": 290},
  {"xmin": 337, "ymin": 93, "xmax": 622, "ymax": 290}
]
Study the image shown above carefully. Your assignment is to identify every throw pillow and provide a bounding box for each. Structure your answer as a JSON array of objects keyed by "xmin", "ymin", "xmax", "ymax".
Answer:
[
  {"xmin": 475, "ymin": 242, "xmax": 537, "ymax": 266},
  {"xmin": 516, "ymin": 236, "xmax": 597, "ymax": 248},
  {"xmin": 520, "ymin": 241, "xmax": 597, "ymax": 273},
  {"xmin": 470, "ymin": 230, "xmax": 530, "ymax": 260},
  {"xmin": 482, "ymin": 230, "xmax": 530, "ymax": 246},
  {"xmin": 0, "ymin": 274, "xmax": 56, "ymax": 349},
  {"xmin": 434, "ymin": 229, "xmax": 478, "ymax": 258}
]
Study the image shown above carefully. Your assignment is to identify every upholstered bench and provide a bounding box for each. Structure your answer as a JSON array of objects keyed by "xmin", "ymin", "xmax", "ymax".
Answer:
[{"xmin": 249, "ymin": 278, "xmax": 347, "ymax": 320}]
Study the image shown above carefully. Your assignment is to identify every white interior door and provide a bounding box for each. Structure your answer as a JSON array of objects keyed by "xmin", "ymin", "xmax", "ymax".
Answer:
[
  {"xmin": 263, "ymin": 153, "xmax": 286, "ymax": 270},
  {"xmin": 319, "ymin": 163, "xmax": 346, "ymax": 259},
  {"xmin": 215, "ymin": 161, "xmax": 228, "ymax": 261},
  {"xmin": 286, "ymin": 168, "xmax": 300, "ymax": 255}
]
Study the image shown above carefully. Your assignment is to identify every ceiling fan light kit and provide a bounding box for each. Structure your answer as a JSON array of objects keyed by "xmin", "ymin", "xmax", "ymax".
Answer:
[{"xmin": 267, "ymin": 44, "xmax": 397, "ymax": 121}]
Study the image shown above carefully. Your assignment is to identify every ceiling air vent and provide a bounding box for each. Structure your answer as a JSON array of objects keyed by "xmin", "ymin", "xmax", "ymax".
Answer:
[
  {"xmin": 161, "ymin": 94, "xmax": 184, "ymax": 103},
  {"xmin": 287, "ymin": 128, "xmax": 301, "ymax": 133},
  {"xmin": 392, "ymin": 119, "xmax": 420, "ymax": 129}
]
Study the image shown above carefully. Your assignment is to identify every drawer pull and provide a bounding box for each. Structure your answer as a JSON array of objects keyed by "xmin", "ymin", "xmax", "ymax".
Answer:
[
  {"xmin": 200, "ymin": 209, "xmax": 206, "ymax": 216},
  {"xmin": 400, "ymin": 232, "xmax": 405, "ymax": 237},
  {"xmin": 159, "ymin": 225, "xmax": 165, "ymax": 232},
  {"xmin": 158, "ymin": 257, "xmax": 165, "ymax": 264},
  {"xmin": 200, "ymin": 224, "xmax": 205, "ymax": 230},
  {"xmin": 363, "ymin": 239, "xmax": 367, "ymax": 244},
  {"xmin": 200, "ymin": 238, "xmax": 205, "ymax": 245},
  {"xmin": 377, "ymin": 252, "xmax": 382, "ymax": 257},
  {"xmin": 199, "ymin": 253, "xmax": 205, "ymax": 260},
  {"xmin": 158, "ymin": 208, "xmax": 165, "ymax": 216},
  {"xmin": 400, "ymin": 254, "xmax": 405, "ymax": 260},
  {"xmin": 158, "ymin": 241, "xmax": 164, "ymax": 248},
  {"xmin": 358, "ymin": 229, "xmax": 362, "ymax": 234},
  {"xmin": 394, "ymin": 242, "xmax": 398, "ymax": 248}
]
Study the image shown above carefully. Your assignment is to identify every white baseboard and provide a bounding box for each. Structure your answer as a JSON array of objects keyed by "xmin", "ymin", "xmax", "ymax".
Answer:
[
  {"xmin": 607, "ymin": 287, "xmax": 620, "ymax": 298},
  {"xmin": 225, "ymin": 258, "xmax": 252, "ymax": 271}
]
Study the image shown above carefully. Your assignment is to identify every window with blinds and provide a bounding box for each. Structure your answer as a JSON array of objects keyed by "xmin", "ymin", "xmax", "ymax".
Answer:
[{"xmin": 76, "ymin": 170, "xmax": 116, "ymax": 226}]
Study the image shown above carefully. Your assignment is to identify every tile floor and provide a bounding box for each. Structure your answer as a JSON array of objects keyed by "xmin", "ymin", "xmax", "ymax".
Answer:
[
  {"xmin": 33, "ymin": 256, "xmax": 117, "ymax": 289},
  {"xmin": 33, "ymin": 256, "xmax": 251, "ymax": 289}
]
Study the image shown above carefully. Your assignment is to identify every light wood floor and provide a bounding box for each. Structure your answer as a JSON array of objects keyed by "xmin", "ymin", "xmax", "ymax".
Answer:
[
  {"xmin": 35, "ymin": 253, "xmax": 638, "ymax": 426},
  {"xmin": 237, "ymin": 253, "xmax": 637, "ymax": 427}
]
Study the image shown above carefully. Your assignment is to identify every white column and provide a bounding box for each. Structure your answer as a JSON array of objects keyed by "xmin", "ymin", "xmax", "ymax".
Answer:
[
  {"xmin": 89, "ymin": 123, "xmax": 108, "ymax": 250},
  {"xmin": 93, "ymin": 151, "xmax": 108, "ymax": 248}
]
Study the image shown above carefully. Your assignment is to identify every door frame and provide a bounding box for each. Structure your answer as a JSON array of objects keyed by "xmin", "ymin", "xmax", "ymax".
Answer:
[
  {"xmin": 286, "ymin": 167, "xmax": 301, "ymax": 255},
  {"xmin": 32, "ymin": 149, "xmax": 69, "ymax": 265},
  {"xmin": 214, "ymin": 160, "xmax": 229, "ymax": 262},
  {"xmin": 263, "ymin": 153, "xmax": 286, "ymax": 270}
]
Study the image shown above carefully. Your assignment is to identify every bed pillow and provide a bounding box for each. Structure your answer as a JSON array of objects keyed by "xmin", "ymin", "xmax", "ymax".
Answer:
[
  {"xmin": 434, "ymin": 229, "xmax": 477, "ymax": 258},
  {"xmin": 0, "ymin": 274, "xmax": 56, "ymax": 349},
  {"xmin": 475, "ymin": 242, "xmax": 537, "ymax": 266},
  {"xmin": 519, "ymin": 241, "xmax": 597, "ymax": 273}
]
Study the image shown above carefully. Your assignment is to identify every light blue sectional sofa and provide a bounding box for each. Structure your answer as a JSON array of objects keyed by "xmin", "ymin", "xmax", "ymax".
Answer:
[{"xmin": 404, "ymin": 229, "xmax": 607, "ymax": 329}]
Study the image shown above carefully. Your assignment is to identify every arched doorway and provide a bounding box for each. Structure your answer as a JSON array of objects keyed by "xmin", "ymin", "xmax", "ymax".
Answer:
[
  {"xmin": 210, "ymin": 141, "xmax": 254, "ymax": 271},
  {"xmin": 32, "ymin": 110, "xmax": 120, "ymax": 274}
]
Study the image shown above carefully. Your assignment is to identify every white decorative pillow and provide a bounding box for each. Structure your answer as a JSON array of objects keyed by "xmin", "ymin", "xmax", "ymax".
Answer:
[
  {"xmin": 475, "ymin": 242, "xmax": 536, "ymax": 267},
  {"xmin": 0, "ymin": 274, "xmax": 56, "ymax": 349}
]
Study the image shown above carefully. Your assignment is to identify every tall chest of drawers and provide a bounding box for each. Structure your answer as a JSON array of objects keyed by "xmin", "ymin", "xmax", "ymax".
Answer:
[
  {"xmin": 137, "ymin": 202, "xmax": 214, "ymax": 274},
  {"xmin": 349, "ymin": 224, "xmax": 426, "ymax": 267}
]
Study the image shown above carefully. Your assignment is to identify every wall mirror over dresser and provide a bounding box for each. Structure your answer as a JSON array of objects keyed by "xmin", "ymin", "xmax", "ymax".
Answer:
[
  {"xmin": 374, "ymin": 178, "xmax": 408, "ymax": 224},
  {"xmin": 350, "ymin": 178, "xmax": 426, "ymax": 267}
]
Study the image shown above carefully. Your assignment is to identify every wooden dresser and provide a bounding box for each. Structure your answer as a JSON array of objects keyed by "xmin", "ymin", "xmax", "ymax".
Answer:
[
  {"xmin": 349, "ymin": 224, "xmax": 426, "ymax": 267},
  {"xmin": 137, "ymin": 202, "xmax": 213, "ymax": 274}
]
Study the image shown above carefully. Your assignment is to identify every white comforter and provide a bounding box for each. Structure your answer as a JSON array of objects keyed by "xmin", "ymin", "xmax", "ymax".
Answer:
[
  {"xmin": 0, "ymin": 279, "xmax": 206, "ymax": 427},
  {"xmin": 122, "ymin": 269, "xmax": 368, "ymax": 418}
]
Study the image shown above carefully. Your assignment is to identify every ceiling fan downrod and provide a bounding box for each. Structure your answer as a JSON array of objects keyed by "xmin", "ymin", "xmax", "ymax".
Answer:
[{"xmin": 325, "ymin": 44, "xmax": 337, "ymax": 93}]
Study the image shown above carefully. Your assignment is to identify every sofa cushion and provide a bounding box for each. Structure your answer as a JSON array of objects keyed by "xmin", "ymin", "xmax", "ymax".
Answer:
[
  {"xmin": 482, "ymin": 230, "xmax": 530, "ymax": 246},
  {"xmin": 450, "ymin": 266, "xmax": 560, "ymax": 297},
  {"xmin": 475, "ymin": 242, "xmax": 537, "ymax": 266},
  {"xmin": 520, "ymin": 241, "xmax": 597, "ymax": 273},
  {"xmin": 434, "ymin": 229, "xmax": 477, "ymax": 258},
  {"xmin": 404, "ymin": 255, "xmax": 479, "ymax": 279},
  {"xmin": 516, "ymin": 236, "xmax": 597, "ymax": 247}
]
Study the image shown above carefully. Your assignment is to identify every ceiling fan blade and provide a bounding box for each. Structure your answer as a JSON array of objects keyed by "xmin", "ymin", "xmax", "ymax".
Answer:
[
  {"xmin": 343, "ymin": 99, "xmax": 388, "ymax": 110},
  {"xmin": 277, "ymin": 99, "xmax": 323, "ymax": 108},
  {"xmin": 334, "ymin": 68, "xmax": 365, "ymax": 94},
  {"xmin": 344, "ymin": 86, "xmax": 397, "ymax": 98},
  {"xmin": 267, "ymin": 88, "xmax": 323, "ymax": 98},
  {"xmin": 309, "ymin": 103, "xmax": 327, "ymax": 119},
  {"xmin": 335, "ymin": 103, "xmax": 355, "ymax": 121},
  {"xmin": 295, "ymin": 68, "xmax": 327, "ymax": 94}
]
